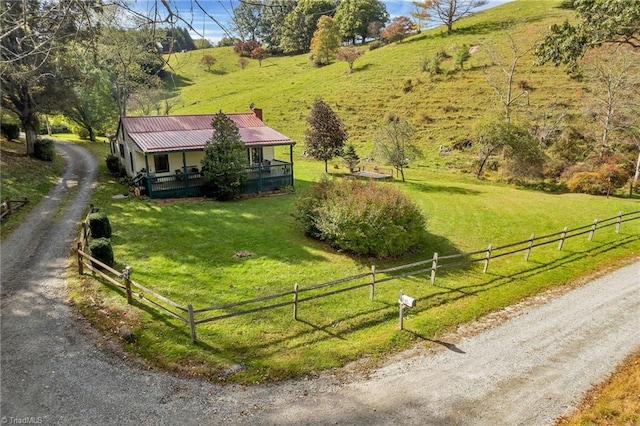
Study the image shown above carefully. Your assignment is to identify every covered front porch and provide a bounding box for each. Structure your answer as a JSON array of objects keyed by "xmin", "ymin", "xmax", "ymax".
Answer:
[{"xmin": 135, "ymin": 154, "xmax": 294, "ymax": 199}]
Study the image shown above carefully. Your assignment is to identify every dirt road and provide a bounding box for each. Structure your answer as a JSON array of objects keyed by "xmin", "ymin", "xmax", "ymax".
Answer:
[{"xmin": 1, "ymin": 142, "xmax": 639, "ymax": 425}]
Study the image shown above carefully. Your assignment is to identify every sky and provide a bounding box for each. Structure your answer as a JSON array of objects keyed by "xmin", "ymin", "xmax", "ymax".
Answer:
[{"xmin": 133, "ymin": 0, "xmax": 516, "ymax": 44}]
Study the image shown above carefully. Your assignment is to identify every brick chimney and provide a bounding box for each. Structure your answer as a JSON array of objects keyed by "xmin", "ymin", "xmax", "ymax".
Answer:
[{"xmin": 252, "ymin": 107, "xmax": 263, "ymax": 121}]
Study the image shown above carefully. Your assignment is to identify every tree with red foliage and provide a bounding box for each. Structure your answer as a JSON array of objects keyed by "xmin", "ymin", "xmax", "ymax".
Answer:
[
  {"xmin": 199, "ymin": 54, "xmax": 217, "ymax": 72},
  {"xmin": 336, "ymin": 46, "xmax": 364, "ymax": 73},
  {"xmin": 250, "ymin": 47, "xmax": 268, "ymax": 67},
  {"xmin": 381, "ymin": 16, "xmax": 414, "ymax": 43}
]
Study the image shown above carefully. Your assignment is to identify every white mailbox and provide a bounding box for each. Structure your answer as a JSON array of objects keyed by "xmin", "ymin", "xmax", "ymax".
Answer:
[{"xmin": 400, "ymin": 294, "xmax": 416, "ymax": 308}]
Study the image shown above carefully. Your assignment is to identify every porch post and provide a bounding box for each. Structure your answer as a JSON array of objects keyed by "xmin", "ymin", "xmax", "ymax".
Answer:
[
  {"xmin": 182, "ymin": 152, "xmax": 188, "ymax": 188},
  {"xmin": 144, "ymin": 155, "xmax": 153, "ymax": 198},
  {"xmin": 290, "ymin": 144, "xmax": 295, "ymax": 188}
]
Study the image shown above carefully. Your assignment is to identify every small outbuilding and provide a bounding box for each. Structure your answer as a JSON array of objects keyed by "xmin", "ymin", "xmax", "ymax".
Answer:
[{"xmin": 112, "ymin": 108, "xmax": 295, "ymax": 198}]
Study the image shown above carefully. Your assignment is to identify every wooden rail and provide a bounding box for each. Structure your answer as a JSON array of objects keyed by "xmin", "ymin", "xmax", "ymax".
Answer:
[
  {"xmin": 78, "ymin": 209, "xmax": 640, "ymax": 343},
  {"xmin": 0, "ymin": 197, "xmax": 28, "ymax": 220}
]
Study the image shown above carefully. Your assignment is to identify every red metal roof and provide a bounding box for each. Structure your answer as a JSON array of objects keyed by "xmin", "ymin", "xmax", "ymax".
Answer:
[{"xmin": 119, "ymin": 113, "xmax": 295, "ymax": 153}]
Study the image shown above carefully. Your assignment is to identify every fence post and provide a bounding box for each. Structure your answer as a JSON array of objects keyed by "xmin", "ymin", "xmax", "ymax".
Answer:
[
  {"xmin": 369, "ymin": 265, "xmax": 376, "ymax": 301},
  {"xmin": 430, "ymin": 252, "xmax": 438, "ymax": 285},
  {"xmin": 6, "ymin": 198, "xmax": 12, "ymax": 215},
  {"xmin": 188, "ymin": 304, "xmax": 197, "ymax": 343},
  {"xmin": 82, "ymin": 222, "xmax": 88, "ymax": 248},
  {"xmin": 398, "ymin": 290, "xmax": 404, "ymax": 330},
  {"xmin": 293, "ymin": 283, "xmax": 299, "ymax": 320},
  {"xmin": 483, "ymin": 244, "xmax": 492, "ymax": 273},
  {"xmin": 525, "ymin": 234, "xmax": 534, "ymax": 261},
  {"xmin": 77, "ymin": 242, "xmax": 84, "ymax": 275},
  {"xmin": 588, "ymin": 219, "xmax": 598, "ymax": 241},
  {"xmin": 558, "ymin": 227, "xmax": 568, "ymax": 250},
  {"xmin": 123, "ymin": 266, "xmax": 133, "ymax": 305},
  {"xmin": 616, "ymin": 212, "xmax": 622, "ymax": 233}
]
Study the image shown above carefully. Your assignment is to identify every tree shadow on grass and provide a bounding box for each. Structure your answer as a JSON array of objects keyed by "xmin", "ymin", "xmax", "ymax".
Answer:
[
  {"xmin": 162, "ymin": 71, "xmax": 193, "ymax": 90},
  {"xmin": 86, "ymin": 232, "xmax": 635, "ymax": 380},
  {"xmin": 194, "ymin": 234, "xmax": 638, "ymax": 370},
  {"xmin": 403, "ymin": 180, "xmax": 482, "ymax": 196},
  {"xmin": 355, "ymin": 63, "xmax": 375, "ymax": 72}
]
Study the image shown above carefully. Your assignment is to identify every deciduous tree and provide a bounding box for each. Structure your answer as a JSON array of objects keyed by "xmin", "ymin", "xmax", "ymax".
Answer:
[
  {"xmin": 429, "ymin": 0, "xmax": 487, "ymax": 33},
  {"xmin": 1, "ymin": 0, "xmax": 98, "ymax": 156},
  {"xmin": 258, "ymin": 0, "xmax": 298, "ymax": 48},
  {"xmin": 281, "ymin": 0, "xmax": 337, "ymax": 53},
  {"xmin": 250, "ymin": 47, "xmax": 268, "ymax": 66},
  {"xmin": 199, "ymin": 54, "xmax": 217, "ymax": 71},
  {"xmin": 412, "ymin": 1, "xmax": 433, "ymax": 33},
  {"xmin": 65, "ymin": 58, "xmax": 118, "ymax": 141},
  {"xmin": 483, "ymin": 34, "xmax": 534, "ymax": 124},
  {"xmin": 381, "ymin": 16, "xmax": 414, "ymax": 43},
  {"xmin": 98, "ymin": 26, "xmax": 163, "ymax": 117},
  {"xmin": 374, "ymin": 114, "xmax": 422, "ymax": 182},
  {"xmin": 582, "ymin": 47, "xmax": 640, "ymax": 159},
  {"xmin": 336, "ymin": 46, "xmax": 364, "ymax": 72},
  {"xmin": 232, "ymin": 0, "xmax": 263, "ymax": 42},
  {"xmin": 305, "ymin": 99, "xmax": 348, "ymax": 173},
  {"xmin": 334, "ymin": 0, "xmax": 389, "ymax": 44},
  {"xmin": 535, "ymin": 0, "xmax": 640, "ymax": 68},
  {"xmin": 310, "ymin": 16, "xmax": 342, "ymax": 66}
]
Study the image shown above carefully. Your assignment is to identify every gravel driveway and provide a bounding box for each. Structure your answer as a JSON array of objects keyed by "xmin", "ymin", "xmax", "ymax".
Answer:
[{"xmin": 1, "ymin": 142, "xmax": 639, "ymax": 425}]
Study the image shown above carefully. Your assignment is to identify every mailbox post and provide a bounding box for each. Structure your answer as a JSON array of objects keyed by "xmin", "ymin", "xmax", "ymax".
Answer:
[{"xmin": 398, "ymin": 290, "xmax": 416, "ymax": 330}]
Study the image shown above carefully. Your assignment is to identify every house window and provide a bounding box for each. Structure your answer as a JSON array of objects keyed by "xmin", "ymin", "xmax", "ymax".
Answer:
[
  {"xmin": 154, "ymin": 154, "xmax": 169, "ymax": 173},
  {"xmin": 119, "ymin": 144, "xmax": 125, "ymax": 158},
  {"xmin": 250, "ymin": 147, "xmax": 263, "ymax": 164}
]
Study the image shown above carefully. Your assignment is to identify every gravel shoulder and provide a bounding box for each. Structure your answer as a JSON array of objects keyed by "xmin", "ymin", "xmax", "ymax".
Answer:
[{"xmin": 1, "ymin": 142, "xmax": 639, "ymax": 425}]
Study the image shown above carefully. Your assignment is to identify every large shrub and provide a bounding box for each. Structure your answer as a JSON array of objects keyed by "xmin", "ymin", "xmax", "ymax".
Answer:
[
  {"xmin": 1, "ymin": 122, "xmax": 20, "ymax": 140},
  {"xmin": 34, "ymin": 138, "xmax": 56, "ymax": 161},
  {"xmin": 294, "ymin": 178, "xmax": 427, "ymax": 258},
  {"xmin": 566, "ymin": 163, "xmax": 628, "ymax": 195},
  {"xmin": 89, "ymin": 238, "xmax": 114, "ymax": 268},
  {"xmin": 88, "ymin": 211, "xmax": 112, "ymax": 239},
  {"xmin": 106, "ymin": 154, "xmax": 122, "ymax": 176}
]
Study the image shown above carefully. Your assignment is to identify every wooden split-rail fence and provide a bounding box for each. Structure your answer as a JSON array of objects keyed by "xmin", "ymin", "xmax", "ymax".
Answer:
[
  {"xmin": 77, "ymin": 209, "xmax": 640, "ymax": 343},
  {"xmin": 1, "ymin": 197, "xmax": 28, "ymax": 220}
]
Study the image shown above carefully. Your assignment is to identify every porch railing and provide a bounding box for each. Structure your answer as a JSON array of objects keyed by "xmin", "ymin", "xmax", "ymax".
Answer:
[{"xmin": 137, "ymin": 161, "xmax": 293, "ymax": 198}]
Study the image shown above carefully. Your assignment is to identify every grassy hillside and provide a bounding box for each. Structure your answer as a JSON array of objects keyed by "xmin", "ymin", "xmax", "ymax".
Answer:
[{"xmin": 163, "ymin": 0, "xmax": 582, "ymax": 173}]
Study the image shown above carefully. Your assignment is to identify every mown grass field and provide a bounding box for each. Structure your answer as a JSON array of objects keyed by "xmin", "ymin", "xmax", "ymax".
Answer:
[{"xmin": 65, "ymin": 0, "xmax": 640, "ymax": 386}]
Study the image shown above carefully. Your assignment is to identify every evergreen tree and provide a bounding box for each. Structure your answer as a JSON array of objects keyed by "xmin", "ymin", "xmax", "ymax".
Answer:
[
  {"xmin": 201, "ymin": 112, "xmax": 248, "ymax": 200},
  {"xmin": 342, "ymin": 144, "xmax": 360, "ymax": 172},
  {"xmin": 305, "ymin": 99, "xmax": 348, "ymax": 173}
]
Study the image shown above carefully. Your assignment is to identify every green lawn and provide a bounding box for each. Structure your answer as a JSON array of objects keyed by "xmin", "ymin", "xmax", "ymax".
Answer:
[{"xmin": 71, "ymin": 152, "xmax": 640, "ymax": 383}]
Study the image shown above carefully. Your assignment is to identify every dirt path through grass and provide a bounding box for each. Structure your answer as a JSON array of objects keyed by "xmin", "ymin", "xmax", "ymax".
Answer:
[{"xmin": 1, "ymin": 142, "xmax": 639, "ymax": 425}]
